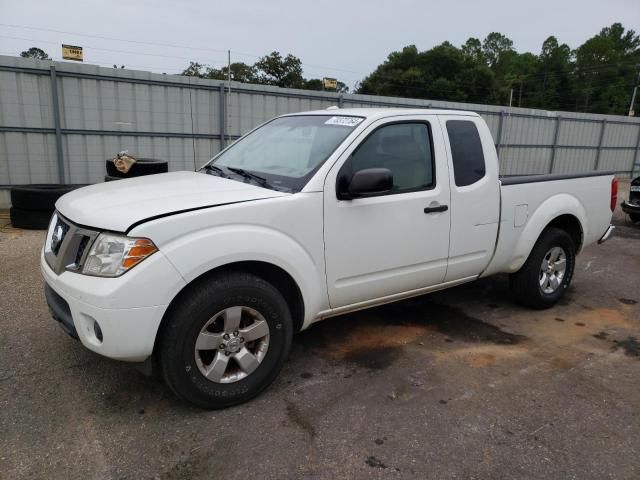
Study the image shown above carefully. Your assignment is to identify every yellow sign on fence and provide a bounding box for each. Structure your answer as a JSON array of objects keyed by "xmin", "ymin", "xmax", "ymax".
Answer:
[
  {"xmin": 62, "ymin": 44, "xmax": 83, "ymax": 62},
  {"xmin": 323, "ymin": 77, "xmax": 337, "ymax": 90}
]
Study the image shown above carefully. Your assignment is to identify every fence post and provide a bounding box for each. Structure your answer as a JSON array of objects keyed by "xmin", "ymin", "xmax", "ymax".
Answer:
[
  {"xmin": 549, "ymin": 116, "xmax": 561, "ymax": 174},
  {"xmin": 495, "ymin": 111, "xmax": 505, "ymax": 160},
  {"xmin": 219, "ymin": 83, "xmax": 226, "ymax": 148},
  {"xmin": 49, "ymin": 66, "xmax": 66, "ymax": 183},
  {"xmin": 594, "ymin": 118, "xmax": 607, "ymax": 170}
]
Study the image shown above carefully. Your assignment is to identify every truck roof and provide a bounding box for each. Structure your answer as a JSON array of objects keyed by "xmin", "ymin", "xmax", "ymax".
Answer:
[{"xmin": 281, "ymin": 108, "xmax": 481, "ymax": 120}]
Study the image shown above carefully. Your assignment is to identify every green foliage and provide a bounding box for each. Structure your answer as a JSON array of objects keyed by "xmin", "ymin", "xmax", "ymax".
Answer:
[
  {"xmin": 181, "ymin": 61, "xmax": 257, "ymax": 82},
  {"xmin": 179, "ymin": 24, "xmax": 639, "ymax": 115},
  {"xmin": 20, "ymin": 47, "xmax": 50, "ymax": 60},
  {"xmin": 574, "ymin": 23, "xmax": 640, "ymax": 114},
  {"xmin": 358, "ymin": 23, "xmax": 640, "ymax": 115},
  {"xmin": 182, "ymin": 52, "xmax": 348, "ymax": 93},
  {"xmin": 254, "ymin": 52, "xmax": 304, "ymax": 88}
]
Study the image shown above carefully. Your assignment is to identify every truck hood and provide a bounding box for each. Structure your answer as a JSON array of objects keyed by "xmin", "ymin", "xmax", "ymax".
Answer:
[{"xmin": 56, "ymin": 171, "xmax": 288, "ymax": 232}]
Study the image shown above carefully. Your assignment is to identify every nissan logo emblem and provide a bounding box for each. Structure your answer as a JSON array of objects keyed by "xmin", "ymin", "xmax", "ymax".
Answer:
[{"xmin": 51, "ymin": 224, "xmax": 63, "ymax": 251}]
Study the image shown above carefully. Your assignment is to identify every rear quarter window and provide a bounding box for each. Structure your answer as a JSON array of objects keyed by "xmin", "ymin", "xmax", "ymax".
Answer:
[{"xmin": 446, "ymin": 120, "xmax": 486, "ymax": 187}]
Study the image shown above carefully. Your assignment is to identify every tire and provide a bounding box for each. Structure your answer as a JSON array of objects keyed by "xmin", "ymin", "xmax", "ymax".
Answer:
[
  {"xmin": 10, "ymin": 184, "xmax": 79, "ymax": 211},
  {"xmin": 630, "ymin": 213, "xmax": 640, "ymax": 223},
  {"xmin": 105, "ymin": 158, "xmax": 168, "ymax": 178},
  {"xmin": 158, "ymin": 271, "xmax": 293, "ymax": 409},
  {"xmin": 104, "ymin": 175, "xmax": 121, "ymax": 182},
  {"xmin": 509, "ymin": 227, "xmax": 576, "ymax": 309},
  {"xmin": 10, "ymin": 207, "xmax": 53, "ymax": 230}
]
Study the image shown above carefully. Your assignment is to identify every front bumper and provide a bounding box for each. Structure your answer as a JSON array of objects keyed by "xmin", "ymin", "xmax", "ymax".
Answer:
[
  {"xmin": 620, "ymin": 201, "xmax": 640, "ymax": 215},
  {"xmin": 41, "ymin": 249, "xmax": 186, "ymax": 362}
]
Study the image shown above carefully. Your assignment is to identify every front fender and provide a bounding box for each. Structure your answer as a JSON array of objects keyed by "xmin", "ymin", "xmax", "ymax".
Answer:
[
  {"xmin": 159, "ymin": 224, "xmax": 327, "ymax": 328},
  {"xmin": 508, "ymin": 193, "xmax": 586, "ymax": 272}
]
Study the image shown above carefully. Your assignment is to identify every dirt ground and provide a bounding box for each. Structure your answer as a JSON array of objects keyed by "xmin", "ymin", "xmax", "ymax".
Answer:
[{"xmin": 1, "ymin": 181, "xmax": 639, "ymax": 479}]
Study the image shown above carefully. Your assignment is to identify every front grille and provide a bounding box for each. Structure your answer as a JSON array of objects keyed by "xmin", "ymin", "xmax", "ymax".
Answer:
[
  {"xmin": 44, "ymin": 212, "xmax": 99, "ymax": 275},
  {"xmin": 51, "ymin": 218, "xmax": 70, "ymax": 255},
  {"xmin": 74, "ymin": 236, "xmax": 90, "ymax": 265}
]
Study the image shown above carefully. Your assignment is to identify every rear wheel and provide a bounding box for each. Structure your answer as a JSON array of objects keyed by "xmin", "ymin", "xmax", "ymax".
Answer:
[
  {"xmin": 509, "ymin": 227, "xmax": 576, "ymax": 309},
  {"xmin": 630, "ymin": 213, "xmax": 640, "ymax": 223},
  {"xmin": 158, "ymin": 271, "xmax": 293, "ymax": 409}
]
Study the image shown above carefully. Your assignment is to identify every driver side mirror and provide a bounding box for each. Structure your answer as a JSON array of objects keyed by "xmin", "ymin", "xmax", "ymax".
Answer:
[{"xmin": 337, "ymin": 167, "xmax": 393, "ymax": 200}]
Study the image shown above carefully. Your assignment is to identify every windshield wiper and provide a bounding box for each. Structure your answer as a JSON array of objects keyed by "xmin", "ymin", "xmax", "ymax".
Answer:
[
  {"xmin": 202, "ymin": 164, "xmax": 229, "ymax": 178},
  {"xmin": 225, "ymin": 167, "xmax": 275, "ymax": 189}
]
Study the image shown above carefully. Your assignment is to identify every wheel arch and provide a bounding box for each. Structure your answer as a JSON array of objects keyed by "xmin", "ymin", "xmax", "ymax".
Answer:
[
  {"xmin": 153, "ymin": 260, "xmax": 305, "ymax": 359},
  {"xmin": 508, "ymin": 194, "xmax": 586, "ymax": 273},
  {"xmin": 546, "ymin": 214, "xmax": 583, "ymax": 253}
]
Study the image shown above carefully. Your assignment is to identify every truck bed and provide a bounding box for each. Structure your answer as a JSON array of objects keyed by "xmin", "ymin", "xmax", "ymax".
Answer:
[{"xmin": 481, "ymin": 170, "xmax": 615, "ymax": 277}]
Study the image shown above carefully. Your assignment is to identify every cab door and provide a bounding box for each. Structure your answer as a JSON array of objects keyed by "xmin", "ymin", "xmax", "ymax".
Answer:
[
  {"xmin": 323, "ymin": 116, "xmax": 451, "ymax": 308},
  {"xmin": 439, "ymin": 115, "xmax": 500, "ymax": 281}
]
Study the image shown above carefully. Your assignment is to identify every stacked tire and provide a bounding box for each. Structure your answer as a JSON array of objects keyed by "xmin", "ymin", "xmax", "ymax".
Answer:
[
  {"xmin": 10, "ymin": 185, "xmax": 81, "ymax": 230},
  {"xmin": 105, "ymin": 157, "xmax": 168, "ymax": 182}
]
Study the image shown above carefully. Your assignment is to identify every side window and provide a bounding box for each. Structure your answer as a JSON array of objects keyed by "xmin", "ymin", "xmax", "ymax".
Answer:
[
  {"xmin": 349, "ymin": 123, "xmax": 434, "ymax": 192},
  {"xmin": 446, "ymin": 120, "xmax": 486, "ymax": 187}
]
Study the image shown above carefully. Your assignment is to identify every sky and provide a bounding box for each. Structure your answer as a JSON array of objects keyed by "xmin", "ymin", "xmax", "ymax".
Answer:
[{"xmin": 0, "ymin": 0, "xmax": 638, "ymax": 90}]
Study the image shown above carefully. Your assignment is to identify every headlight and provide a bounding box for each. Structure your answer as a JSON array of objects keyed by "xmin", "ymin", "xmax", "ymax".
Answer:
[{"xmin": 82, "ymin": 233, "xmax": 158, "ymax": 277}]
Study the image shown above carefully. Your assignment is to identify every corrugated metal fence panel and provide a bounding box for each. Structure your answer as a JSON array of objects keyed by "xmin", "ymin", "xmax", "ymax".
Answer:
[
  {"xmin": 597, "ymin": 150, "xmax": 635, "ymax": 173},
  {"xmin": 500, "ymin": 147, "xmax": 552, "ymax": 176},
  {"xmin": 0, "ymin": 132, "xmax": 59, "ymax": 184},
  {"xmin": 502, "ymin": 115, "xmax": 556, "ymax": 146},
  {"xmin": 603, "ymin": 122, "xmax": 638, "ymax": 148},
  {"xmin": 0, "ymin": 70, "xmax": 54, "ymax": 129},
  {"xmin": 61, "ymin": 135, "xmax": 219, "ymax": 183},
  {"xmin": 553, "ymin": 148, "xmax": 598, "ymax": 174},
  {"xmin": 558, "ymin": 119, "xmax": 602, "ymax": 147},
  {"xmin": 1, "ymin": 55, "xmax": 640, "ymax": 187}
]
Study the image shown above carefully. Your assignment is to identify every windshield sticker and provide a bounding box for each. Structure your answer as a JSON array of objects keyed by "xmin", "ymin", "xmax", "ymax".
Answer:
[{"xmin": 324, "ymin": 116, "xmax": 364, "ymax": 127}]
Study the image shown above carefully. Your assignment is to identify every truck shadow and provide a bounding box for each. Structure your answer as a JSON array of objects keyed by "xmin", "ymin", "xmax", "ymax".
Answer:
[{"xmin": 294, "ymin": 274, "xmax": 527, "ymax": 371}]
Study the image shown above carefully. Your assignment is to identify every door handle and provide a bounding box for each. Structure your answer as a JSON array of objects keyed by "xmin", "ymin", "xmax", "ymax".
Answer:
[{"xmin": 424, "ymin": 205, "xmax": 448, "ymax": 214}]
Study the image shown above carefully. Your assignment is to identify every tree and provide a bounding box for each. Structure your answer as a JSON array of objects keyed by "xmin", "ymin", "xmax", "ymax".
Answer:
[
  {"xmin": 254, "ymin": 52, "xmax": 305, "ymax": 88},
  {"xmin": 461, "ymin": 37, "xmax": 485, "ymax": 64},
  {"xmin": 356, "ymin": 24, "xmax": 639, "ymax": 114},
  {"xmin": 20, "ymin": 47, "xmax": 50, "ymax": 60},
  {"xmin": 574, "ymin": 23, "xmax": 640, "ymax": 114},
  {"xmin": 482, "ymin": 33, "xmax": 514, "ymax": 68},
  {"xmin": 502, "ymin": 52, "xmax": 538, "ymax": 107},
  {"xmin": 182, "ymin": 62, "xmax": 205, "ymax": 77},
  {"xmin": 224, "ymin": 62, "xmax": 257, "ymax": 83},
  {"xmin": 181, "ymin": 53, "xmax": 329, "ymax": 90}
]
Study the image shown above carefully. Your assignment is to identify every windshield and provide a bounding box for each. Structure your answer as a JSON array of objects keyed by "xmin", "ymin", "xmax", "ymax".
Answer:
[{"xmin": 203, "ymin": 115, "xmax": 364, "ymax": 192}]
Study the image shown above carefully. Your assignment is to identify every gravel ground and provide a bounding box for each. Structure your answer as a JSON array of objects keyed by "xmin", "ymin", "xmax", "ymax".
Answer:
[{"xmin": 0, "ymin": 181, "xmax": 639, "ymax": 480}]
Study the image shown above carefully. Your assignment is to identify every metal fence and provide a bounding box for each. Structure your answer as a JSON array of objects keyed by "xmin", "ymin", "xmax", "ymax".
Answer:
[{"xmin": 2, "ymin": 54, "xmax": 640, "ymax": 190}]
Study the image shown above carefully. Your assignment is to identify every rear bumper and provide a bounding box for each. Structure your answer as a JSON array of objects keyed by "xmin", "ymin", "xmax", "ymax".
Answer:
[
  {"xmin": 620, "ymin": 201, "xmax": 640, "ymax": 215},
  {"xmin": 598, "ymin": 224, "xmax": 615, "ymax": 244}
]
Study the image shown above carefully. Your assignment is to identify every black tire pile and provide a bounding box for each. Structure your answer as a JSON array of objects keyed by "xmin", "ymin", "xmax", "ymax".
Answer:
[
  {"xmin": 105, "ymin": 157, "xmax": 168, "ymax": 181},
  {"xmin": 9, "ymin": 185, "xmax": 81, "ymax": 229},
  {"xmin": 8, "ymin": 157, "xmax": 169, "ymax": 230}
]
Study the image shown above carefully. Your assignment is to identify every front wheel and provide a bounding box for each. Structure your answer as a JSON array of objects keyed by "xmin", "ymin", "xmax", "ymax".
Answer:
[
  {"xmin": 158, "ymin": 271, "xmax": 293, "ymax": 409},
  {"xmin": 509, "ymin": 227, "xmax": 576, "ymax": 309}
]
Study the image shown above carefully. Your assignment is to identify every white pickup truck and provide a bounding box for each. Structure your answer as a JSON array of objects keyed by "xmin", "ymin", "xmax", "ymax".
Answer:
[{"xmin": 42, "ymin": 108, "xmax": 616, "ymax": 408}]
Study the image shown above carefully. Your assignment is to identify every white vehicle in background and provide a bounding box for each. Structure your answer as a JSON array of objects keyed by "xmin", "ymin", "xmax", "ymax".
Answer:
[{"xmin": 41, "ymin": 108, "xmax": 616, "ymax": 408}]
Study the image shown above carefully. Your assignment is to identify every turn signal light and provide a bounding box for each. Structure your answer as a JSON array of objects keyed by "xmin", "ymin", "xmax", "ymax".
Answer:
[
  {"xmin": 611, "ymin": 177, "xmax": 618, "ymax": 212},
  {"xmin": 122, "ymin": 239, "xmax": 158, "ymax": 269}
]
